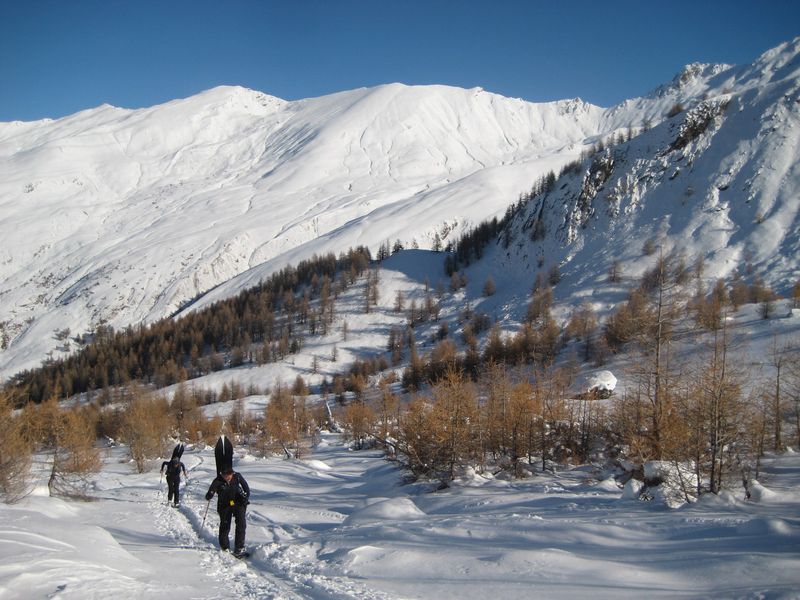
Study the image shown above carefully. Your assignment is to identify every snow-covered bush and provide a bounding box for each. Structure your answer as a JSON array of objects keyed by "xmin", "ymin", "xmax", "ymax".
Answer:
[
  {"xmin": 622, "ymin": 477, "xmax": 644, "ymax": 499},
  {"xmin": 641, "ymin": 460, "xmax": 698, "ymax": 508}
]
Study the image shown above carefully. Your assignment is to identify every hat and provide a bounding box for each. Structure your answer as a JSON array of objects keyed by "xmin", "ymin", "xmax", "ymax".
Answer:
[{"xmin": 222, "ymin": 467, "xmax": 234, "ymax": 475}]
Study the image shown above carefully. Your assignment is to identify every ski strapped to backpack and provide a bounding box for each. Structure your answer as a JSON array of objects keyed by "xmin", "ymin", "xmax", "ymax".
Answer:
[
  {"xmin": 171, "ymin": 442, "xmax": 185, "ymax": 461},
  {"xmin": 214, "ymin": 435, "xmax": 234, "ymax": 476}
]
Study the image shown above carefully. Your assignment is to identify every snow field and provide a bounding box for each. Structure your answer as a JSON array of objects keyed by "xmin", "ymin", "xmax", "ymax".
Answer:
[{"xmin": 1, "ymin": 432, "xmax": 799, "ymax": 599}]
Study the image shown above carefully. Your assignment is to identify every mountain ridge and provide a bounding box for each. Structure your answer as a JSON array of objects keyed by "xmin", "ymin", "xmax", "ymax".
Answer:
[{"xmin": 1, "ymin": 39, "xmax": 798, "ymax": 380}]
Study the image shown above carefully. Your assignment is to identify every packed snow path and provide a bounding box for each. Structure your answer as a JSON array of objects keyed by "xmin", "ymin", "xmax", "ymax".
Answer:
[
  {"xmin": 1, "ymin": 433, "xmax": 799, "ymax": 599},
  {"xmin": 106, "ymin": 436, "xmax": 396, "ymax": 600}
]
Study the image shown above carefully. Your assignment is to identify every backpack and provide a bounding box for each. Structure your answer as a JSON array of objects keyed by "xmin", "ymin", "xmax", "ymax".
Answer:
[{"xmin": 166, "ymin": 460, "xmax": 182, "ymax": 478}]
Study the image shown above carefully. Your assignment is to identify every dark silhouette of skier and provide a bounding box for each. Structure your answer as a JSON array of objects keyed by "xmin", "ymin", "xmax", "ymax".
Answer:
[
  {"xmin": 205, "ymin": 466, "xmax": 250, "ymax": 556},
  {"xmin": 160, "ymin": 456, "xmax": 188, "ymax": 507}
]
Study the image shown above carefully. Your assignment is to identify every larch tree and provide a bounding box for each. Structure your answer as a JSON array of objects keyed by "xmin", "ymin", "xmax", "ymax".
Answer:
[
  {"xmin": 770, "ymin": 336, "xmax": 790, "ymax": 452},
  {"xmin": 428, "ymin": 369, "xmax": 480, "ymax": 481},
  {"xmin": 618, "ymin": 250, "xmax": 688, "ymax": 460},
  {"xmin": 374, "ymin": 381, "xmax": 399, "ymax": 455},
  {"xmin": 787, "ymin": 348, "xmax": 800, "ymax": 449},
  {"xmin": 506, "ymin": 380, "xmax": 535, "ymax": 476},
  {"xmin": 700, "ymin": 323, "xmax": 747, "ymax": 494},
  {"xmin": 342, "ymin": 400, "xmax": 375, "ymax": 450},
  {"xmin": 0, "ymin": 391, "xmax": 32, "ymax": 503},
  {"xmin": 25, "ymin": 396, "xmax": 102, "ymax": 498},
  {"xmin": 120, "ymin": 385, "xmax": 170, "ymax": 473},
  {"xmin": 264, "ymin": 383, "xmax": 300, "ymax": 459}
]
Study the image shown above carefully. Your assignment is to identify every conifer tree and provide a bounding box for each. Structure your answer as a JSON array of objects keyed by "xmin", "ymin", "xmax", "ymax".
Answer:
[
  {"xmin": 120, "ymin": 385, "xmax": 170, "ymax": 473},
  {"xmin": 0, "ymin": 391, "xmax": 31, "ymax": 503},
  {"xmin": 342, "ymin": 401, "xmax": 375, "ymax": 450},
  {"xmin": 430, "ymin": 369, "xmax": 479, "ymax": 480},
  {"xmin": 483, "ymin": 275, "xmax": 496, "ymax": 297}
]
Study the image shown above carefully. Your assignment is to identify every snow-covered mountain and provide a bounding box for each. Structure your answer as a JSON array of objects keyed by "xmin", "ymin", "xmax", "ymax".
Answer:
[
  {"xmin": 1, "ymin": 38, "xmax": 799, "ymax": 380},
  {"xmin": 466, "ymin": 39, "xmax": 800, "ymax": 325}
]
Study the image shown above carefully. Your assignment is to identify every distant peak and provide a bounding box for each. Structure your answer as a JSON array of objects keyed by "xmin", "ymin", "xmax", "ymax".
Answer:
[
  {"xmin": 197, "ymin": 84, "xmax": 285, "ymax": 104},
  {"xmin": 555, "ymin": 97, "xmax": 591, "ymax": 114},
  {"xmin": 175, "ymin": 85, "xmax": 287, "ymax": 116},
  {"xmin": 671, "ymin": 62, "xmax": 731, "ymax": 89},
  {"xmin": 201, "ymin": 84, "xmax": 259, "ymax": 96},
  {"xmin": 643, "ymin": 62, "xmax": 730, "ymax": 102}
]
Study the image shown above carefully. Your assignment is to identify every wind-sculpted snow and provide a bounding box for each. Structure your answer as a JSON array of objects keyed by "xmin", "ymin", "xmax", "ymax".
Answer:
[{"xmin": 1, "ymin": 39, "xmax": 799, "ymax": 378}]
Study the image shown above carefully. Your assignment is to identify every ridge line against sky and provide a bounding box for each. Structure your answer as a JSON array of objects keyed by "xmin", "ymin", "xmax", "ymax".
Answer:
[{"xmin": 1, "ymin": 0, "xmax": 799, "ymax": 122}]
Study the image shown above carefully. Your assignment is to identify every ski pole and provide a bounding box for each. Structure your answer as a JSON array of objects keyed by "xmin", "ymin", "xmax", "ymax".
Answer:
[{"xmin": 201, "ymin": 498, "xmax": 211, "ymax": 528}]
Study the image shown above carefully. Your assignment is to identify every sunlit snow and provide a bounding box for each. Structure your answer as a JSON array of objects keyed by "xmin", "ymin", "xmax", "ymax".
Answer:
[
  {"xmin": 1, "ymin": 432, "xmax": 798, "ymax": 599},
  {"xmin": 2, "ymin": 38, "xmax": 798, "ymax": 380}
]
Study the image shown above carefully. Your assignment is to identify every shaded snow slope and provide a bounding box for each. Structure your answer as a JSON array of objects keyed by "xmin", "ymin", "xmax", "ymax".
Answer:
[{"xmin": 1, "ymin": 40, "xmax": 799, "ymax": 379}]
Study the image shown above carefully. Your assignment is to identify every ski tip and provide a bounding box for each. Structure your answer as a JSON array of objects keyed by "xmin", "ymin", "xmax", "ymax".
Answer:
[
  {"xmin": 215, "ymin": 436, "xmax": 232, "ymax": 451},
  {"xmin": 214, "ymin": 435, "xmax": 234, "ymax": 475},
  {"xmin": 172, "ymin": 442, "xmax": 185, "ymax": 459}
]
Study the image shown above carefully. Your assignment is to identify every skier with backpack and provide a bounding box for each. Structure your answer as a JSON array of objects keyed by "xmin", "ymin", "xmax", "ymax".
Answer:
[
  {"xmin": 206, "ymin": 436, "xmax": 251, "ymax": 557},
  {"xmin": 205, "ymin": 466, "xmax": 251, "ymax": 557},
  {"xmin": 160, "ymin": 443, "xmax": 188, "ymax": 507}
]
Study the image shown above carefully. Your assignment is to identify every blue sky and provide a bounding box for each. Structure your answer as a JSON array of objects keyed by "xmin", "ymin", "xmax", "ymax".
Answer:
[{"xmin": 1, "ymin": 0, "xmax": 798, "ymax": 121}]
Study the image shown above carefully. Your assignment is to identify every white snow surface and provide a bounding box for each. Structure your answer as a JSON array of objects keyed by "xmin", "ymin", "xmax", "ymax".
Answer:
[
  {"xmin": 2, "ymin": 38, "xmax": 799, "ymax": 379},
  {"xmin": 1, "ymin": 434, "xmax": 798, "ymax": 600}
]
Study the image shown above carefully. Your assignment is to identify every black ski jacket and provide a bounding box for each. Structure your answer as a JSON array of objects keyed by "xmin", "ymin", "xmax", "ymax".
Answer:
[
  {"xmin": 161, "ymin": 460, "xmax": 187, "ymax": 482},
  {"xmin": 205, "ymin": 472, "xmax": 250, "ymax": 511}
]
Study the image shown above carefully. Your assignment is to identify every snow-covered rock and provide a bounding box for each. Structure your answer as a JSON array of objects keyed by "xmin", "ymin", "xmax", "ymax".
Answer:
[
  {"xmin": 587, "ymin": 370, "xmax": 617, "ymax": 395},
  {"xmin": 622, "ymin": 477, "xmax": 644, "ymax": 499}
]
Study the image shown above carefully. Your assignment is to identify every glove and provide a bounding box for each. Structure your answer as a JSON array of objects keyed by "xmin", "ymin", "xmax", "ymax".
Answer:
[{"xmin": 206, "ymin": 492, "xmax": 213, "ymax": 501}]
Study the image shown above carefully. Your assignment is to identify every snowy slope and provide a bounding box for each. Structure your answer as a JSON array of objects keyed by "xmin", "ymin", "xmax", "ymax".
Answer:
[
  {"xmin": 455, "ymin": 38, "xmax": 800, "ymax": 325},
  {"xmin": 1, "ymin": 39, "xmax": 799, "ymax": 380},
  {"xmin": 1, "ymin": 433, "xmax": 798, "ymax": 599}
]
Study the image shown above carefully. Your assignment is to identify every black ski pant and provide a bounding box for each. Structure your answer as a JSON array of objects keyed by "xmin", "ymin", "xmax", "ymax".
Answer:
[
  {"xmin": 218, "ymin": 504, "xmax": 247, "ymax": 551},
  {"xmin": 167, "ymin": 478, "xmax": 181, "ymax": 505}
]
